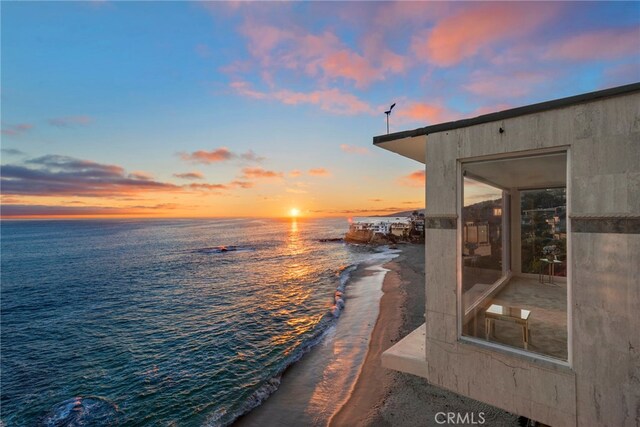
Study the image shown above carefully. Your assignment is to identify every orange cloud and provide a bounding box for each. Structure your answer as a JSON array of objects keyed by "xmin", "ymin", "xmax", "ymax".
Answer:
[
  {"xmin": 413, "ymin": 3, "xmax": 559, "ymax": 66},
  {"xmin": 180, "ymin": 147, "xmax": 264, "ymax": 164},
  {"xmin": 340, "ymin": 144, "xmax": 370, "ymax": 155},
  {"xmin": 308, "ymin": 168, "xmax": 330, "ymax": 177},
  {"xmin": 181, "ymin": 148, "xmax": 234, "ymax": 163},
  {"xmin": 395, "ymin": 102, "xmax": 455, "ymax": 124},
  {"xmin": 289, "ymin": 169, "xmax": 302, "ymax": 177},
  {"xmin": 242, "ymin": 167, "xmax": 283, "ymax": 179},
  {"xmin": 544, "ymin": 27, "xmax": 640, "ymax": 61},
  {"xmin": 399, "ymin": 170, "xmax": 426, "ymax": 187}
]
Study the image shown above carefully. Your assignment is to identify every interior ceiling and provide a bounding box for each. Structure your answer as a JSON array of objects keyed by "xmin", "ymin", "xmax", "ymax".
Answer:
[
  {"xmin": 464, "ymin": 153, "xmax": 567, "ymax": 189},
  {"xmin": 375, "ymin": 135, "xmax": 426, "ymax": 164}
]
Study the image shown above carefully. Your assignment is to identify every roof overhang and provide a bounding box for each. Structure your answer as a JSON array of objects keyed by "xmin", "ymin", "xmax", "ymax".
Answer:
[{"xmin": 374, "ymin": 134, "xmax": 426, "ymax": 164}]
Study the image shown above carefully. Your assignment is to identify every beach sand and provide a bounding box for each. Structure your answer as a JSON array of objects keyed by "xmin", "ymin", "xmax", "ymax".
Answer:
[
  {"xmin": 331, "ymin": 244, "xmax": 521, "ymax": 427},
  {"xmin": 235, "ymin": 244, "xmax": 521, "ymax": 427}
]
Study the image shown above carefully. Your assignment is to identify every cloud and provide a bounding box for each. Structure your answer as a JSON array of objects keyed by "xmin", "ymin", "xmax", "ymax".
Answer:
[
  {"xmin": 174, "ymin": 171, "xmax": 205, "ymax": 180},
  {"xmin": 188, "ymin": 183, "xmax": 228, "ymax": 191},
  {"xmin": 1, "ymin": 123, "xmax": 33, "ymax": 136},
  {"xmin": 395, "ymin": 102, "xmax": 456, "ymax": 124},
  {"xmin": 180, "ymin": 147, "xmax": 264, "ymax": 164},
  {"xmin": 340, "ymin": 144, "xmax": 370, "ymax": 155},
  {"xmin": 128, "ymin": 171, "xmax": 154, "ymax": 181},
  {"xmin": 231, "ymin": 81, "xmax": 374, "ymax": 115},
  {"xmin": 1, "ymin": 148, "xmax": 26, "ymax": 156},
  {"xmin": 240, "ymin": 150, "xmax": 265, "ymax": 162},
  {"xmin": 238, "ymin": 21, "xmax": 408, "ymax": 88},
  {"xmin": 308, "ymin": 168, "xmax": 330, "ymax": 177},
  {"xmin": 1, "ymin": 203, "xmax": 178, "ymax": 218},
  {"xmin": 544, "ymin": 27, "xmax": 640, "ymax": 61},
  {"xmin": 229, "ymin": 180, "xmax": 254, "ymax": 189},
  {"xmin": 413, "ymin": 2, "xmax": 559, "ymax": 66},
  {"xmin": 180, "ymin": 147, "xmax": 234, "ymax": 164},
  {"xmin": 289, "ymin": 169, "xmax": 302, "ymax": 177},
  {"xmin": 2, "ymin": 155, "xmax": 179, "ymax": 197},
  {"xmin": 241, "ymin": 167, "xmax": 283, "ymax": 179},
  {"xmin": 187, "ymin": 179, "xmax": 254, "ymax": 192},
  {"xmin": 48, "ymin": 115, "xmax": 93, "ymax": 127},
  {"xmin": 312, "ymin": 206, "xmax": 405, "ymax": 215},
  {"xmin": 369, "ymin": 198, "xmax": 383, "ymax": 202},
  {"xmin": 398, "ymin": 170, "xmax": 425, "ymax": 187}
]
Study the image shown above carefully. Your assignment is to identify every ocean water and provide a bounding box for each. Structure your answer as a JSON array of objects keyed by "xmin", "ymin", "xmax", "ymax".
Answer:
[{"xmin": 0, "ymin": 218, "xmax": 389, "ymax": 426}]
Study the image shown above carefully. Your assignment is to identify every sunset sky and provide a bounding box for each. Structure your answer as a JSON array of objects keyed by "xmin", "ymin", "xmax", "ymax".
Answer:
[{"xmin": 2, "ymin": 1, "xmax": 639, "ymax": 218}]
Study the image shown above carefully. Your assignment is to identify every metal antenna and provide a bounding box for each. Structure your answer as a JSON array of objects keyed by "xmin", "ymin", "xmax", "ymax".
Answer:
[{"xmin": 384, "ymin": 103, "xmax": 396, "ymax": 134}]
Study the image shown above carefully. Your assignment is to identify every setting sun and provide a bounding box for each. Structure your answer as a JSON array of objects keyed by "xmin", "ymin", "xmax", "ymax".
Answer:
[{"xmin": 289, "ymin": 208, "xmax": 300, "ymax": 218}]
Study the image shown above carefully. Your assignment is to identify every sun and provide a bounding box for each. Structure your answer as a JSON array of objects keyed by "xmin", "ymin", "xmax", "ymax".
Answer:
[{"xmin": 289, "ymin": 208, "xmax": 300, "ymax": 218}]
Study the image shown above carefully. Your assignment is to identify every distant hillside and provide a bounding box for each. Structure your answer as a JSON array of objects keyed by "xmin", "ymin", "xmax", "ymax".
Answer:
[{"xmin": 382, "ymin": 209, "xmax": 425, "ymax": 217}]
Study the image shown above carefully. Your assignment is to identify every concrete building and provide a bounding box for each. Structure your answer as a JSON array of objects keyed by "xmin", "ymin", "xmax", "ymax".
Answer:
[{"xmin": 376, "ymin": 83, "xmax": 640, "ymax": 426}]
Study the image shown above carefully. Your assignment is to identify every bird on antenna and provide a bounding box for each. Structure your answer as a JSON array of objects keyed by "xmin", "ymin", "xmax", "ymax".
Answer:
[{"xmin": 385, "ymin": 103, "xmax": 396, "ymax": 134}]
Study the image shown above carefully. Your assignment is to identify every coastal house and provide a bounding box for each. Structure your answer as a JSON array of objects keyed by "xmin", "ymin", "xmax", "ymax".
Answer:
[{"xmin": 375, "ymin": 83, "xmax": 640, "ymax": 426}]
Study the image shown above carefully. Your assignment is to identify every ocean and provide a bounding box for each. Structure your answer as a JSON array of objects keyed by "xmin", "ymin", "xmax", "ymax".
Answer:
[{"xmin": 0, "ymin": 218, "xmax": 395, "ymax": 426}]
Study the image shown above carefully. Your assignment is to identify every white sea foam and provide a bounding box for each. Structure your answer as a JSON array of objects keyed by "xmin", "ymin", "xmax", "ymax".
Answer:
[{"xmin": 227, "ymin": 247, "xmax": 400, "ymax": 426}]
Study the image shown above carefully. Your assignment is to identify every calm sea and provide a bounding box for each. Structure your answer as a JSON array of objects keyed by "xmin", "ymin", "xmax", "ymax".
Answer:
[{"xmin": 0, "ymin": 218, "xmax": 386, "ymax": 426}]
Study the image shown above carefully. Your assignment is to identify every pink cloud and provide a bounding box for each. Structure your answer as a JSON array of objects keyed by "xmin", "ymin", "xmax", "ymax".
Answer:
[
  {"xmin": 340, "ymin": 144, "xmax": 370, "ymax": 155},
  {"xmin": 1, "ymin": 123, "xmax": 33, "ymax": 136},
  {"xmin": 544, "ymin": 27, "xmax": 640, "ymax": 61},
  {"xmin": 231, "ymin": 81, "xmax": 374, "ymax": 115},
  {"xmin": 308, "ymin": 168, "xmax": 330, "ymax": 177},
  {"xmin": 238, "ymin": 21, "xmax": 407, "ymax": 88},
  {"xmin": 398, "ymin": 170, "xmax": 426, "ymax": 187},
  {"xmin": 241, "ymin": 167, "xmax": 283, "ymax": 179},
  {"xmin": 413, "ymin": 3, "xmax": 560, "ymax": 66}
]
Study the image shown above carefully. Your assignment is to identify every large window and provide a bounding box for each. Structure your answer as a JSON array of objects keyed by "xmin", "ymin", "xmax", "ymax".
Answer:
[{"xmin": 460, "ymin": 153, "xmax": 568, "ymax": 361}]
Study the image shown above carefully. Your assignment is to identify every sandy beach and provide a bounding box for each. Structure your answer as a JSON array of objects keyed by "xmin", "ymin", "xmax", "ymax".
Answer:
[
  {"xmin": 331, "ymin": 244, "xmax": 521, "ymax": 427},
  {"xmin": 235, "ymin": 244, "xmax": 521, "ymax": 427}
]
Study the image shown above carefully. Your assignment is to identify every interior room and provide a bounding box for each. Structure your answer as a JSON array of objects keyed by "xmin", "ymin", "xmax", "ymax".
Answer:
[{"xmin": 461, "ymin": 152, "xmax": 568, "ymax": 360}]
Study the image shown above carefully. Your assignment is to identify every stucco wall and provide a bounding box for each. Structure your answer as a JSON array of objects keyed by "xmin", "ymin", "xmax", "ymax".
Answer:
[{"xmin": 423, "ymin": 91, "xmax": 639, "ymax": 426}]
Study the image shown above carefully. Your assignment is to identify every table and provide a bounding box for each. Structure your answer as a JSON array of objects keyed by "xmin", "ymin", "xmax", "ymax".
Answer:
[
  {"xmin": 485, "ymin": 304, "xmax": 531, "ymax": 349},
  {"xmin": 539, "ymin": 258, "xmax": 563, "ymax": 284}
]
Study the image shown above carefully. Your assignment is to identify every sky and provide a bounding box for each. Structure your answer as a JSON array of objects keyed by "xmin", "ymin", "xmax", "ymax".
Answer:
[{"xmin": 1, "ymin": 1, "xmax": 639, "ymax": 219}]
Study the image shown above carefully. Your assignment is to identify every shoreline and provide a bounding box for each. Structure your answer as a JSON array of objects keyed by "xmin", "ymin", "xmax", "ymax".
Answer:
[
  {"xmin": 233, "ymin": 247, "xmax": 397, "ymax": 427},
  {"xmin": 333, "ymin": 244, "xmax": 522, "ymax": 427}
]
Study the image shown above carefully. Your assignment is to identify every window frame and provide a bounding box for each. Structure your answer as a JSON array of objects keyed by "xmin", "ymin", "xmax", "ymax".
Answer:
[{"xmin": 456, "ymin": 148, "xmax": 572, "ymax": 367}]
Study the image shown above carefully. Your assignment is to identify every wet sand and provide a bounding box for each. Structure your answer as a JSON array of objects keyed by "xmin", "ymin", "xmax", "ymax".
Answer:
[{"xmin": 331, "ymin": 244, "xmax": 521, "ymax": 427}]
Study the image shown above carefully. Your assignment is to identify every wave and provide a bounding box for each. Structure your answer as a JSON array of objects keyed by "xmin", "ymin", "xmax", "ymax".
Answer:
[
  {"xmin": 211, "ymin": 248, "xmax": 399, "ymax": 426},
  {"xmin": 41, "ymin": 396, "xmax": 123, "ymax": 426},
  {"xmin": 205, "ymin": 263, "xmax": 359, "ymax": 427}
]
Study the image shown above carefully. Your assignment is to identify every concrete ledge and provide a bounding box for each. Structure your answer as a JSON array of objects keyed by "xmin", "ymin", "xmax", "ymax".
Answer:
[{"xmin": 382, "ymin": 323, "xmax": 428, "ymax": 378}]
